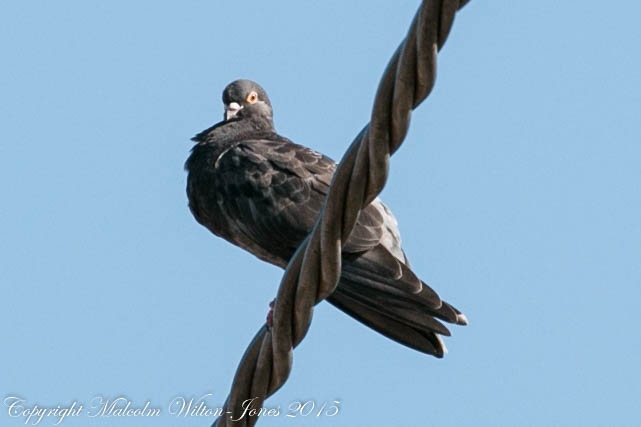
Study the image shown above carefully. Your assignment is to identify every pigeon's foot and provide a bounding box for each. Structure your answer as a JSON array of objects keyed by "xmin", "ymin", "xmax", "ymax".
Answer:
[{"xmin": 266, "ymin": 299, "xmax": 275, "ymax": 328}]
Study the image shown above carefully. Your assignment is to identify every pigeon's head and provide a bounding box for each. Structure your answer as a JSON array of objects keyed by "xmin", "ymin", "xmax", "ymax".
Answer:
[{"xmin": 222, "ymin": 80, "xmax": 273, "ymax": 125}]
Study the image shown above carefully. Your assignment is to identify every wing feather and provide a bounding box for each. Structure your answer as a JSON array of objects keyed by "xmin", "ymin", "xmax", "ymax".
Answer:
[{"xmin": 213, "ymin": 137, "xmax": 392, "ymax": 263}]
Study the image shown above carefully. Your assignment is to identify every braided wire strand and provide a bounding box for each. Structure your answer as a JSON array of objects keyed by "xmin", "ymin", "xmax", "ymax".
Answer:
[{"xmin": 214, "ymin": 1, "xmax": 470, "ymax": 425}]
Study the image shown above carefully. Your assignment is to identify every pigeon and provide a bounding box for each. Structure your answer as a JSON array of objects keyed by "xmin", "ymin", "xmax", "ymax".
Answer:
[{"xmin": 185, "ymin": 79, "xmax": 466, "ymax": 357}]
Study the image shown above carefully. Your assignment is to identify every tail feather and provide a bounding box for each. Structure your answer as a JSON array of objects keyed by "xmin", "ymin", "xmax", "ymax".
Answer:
[
  {"xmin": 328, "ymin": 286, "xmax": 447, "ymax": 357},
  {"xmin": 342, "ymin": 250, "xmax": 441, "ymax": 307},
  {"xmin": 431, "ymin": 300, "xmax": 468, "ymax": 326},
  {"xmin": 336, "ymin": 277, "xmax": 451, "ymax": 336},
  {"xmin": 328, "ymin": 245, "xmax": 467, "ymax": 357}
]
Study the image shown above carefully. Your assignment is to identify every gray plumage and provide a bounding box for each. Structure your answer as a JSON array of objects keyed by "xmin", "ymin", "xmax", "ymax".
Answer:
[{"xmin": 185, "ymin": 79, "xmax": 466, "ymax": 357}]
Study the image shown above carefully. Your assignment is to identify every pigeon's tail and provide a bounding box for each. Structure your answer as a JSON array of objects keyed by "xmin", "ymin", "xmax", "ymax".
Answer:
[{"xmin": 326, "ymin": 246, "xmax": 467, "ymax": 358}]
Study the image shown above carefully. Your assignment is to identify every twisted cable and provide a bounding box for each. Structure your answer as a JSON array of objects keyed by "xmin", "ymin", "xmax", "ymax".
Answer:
[{"xmin": 214, "ymin": 1, "xmax": 470, "ymax": 425}]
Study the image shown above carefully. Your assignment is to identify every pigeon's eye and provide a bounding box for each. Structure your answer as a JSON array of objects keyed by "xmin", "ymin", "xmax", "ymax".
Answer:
[{"xmin": 246, "ymin": 91, "xmax": 258, "ymax": 104}]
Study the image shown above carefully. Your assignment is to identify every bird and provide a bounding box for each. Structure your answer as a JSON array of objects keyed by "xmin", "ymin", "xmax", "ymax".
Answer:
[{"xmin": 185, "ymin": 79, "xmax": 466, "ymax": 357}]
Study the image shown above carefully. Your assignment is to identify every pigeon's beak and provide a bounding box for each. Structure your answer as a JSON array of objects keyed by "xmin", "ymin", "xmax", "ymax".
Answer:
[{"xmin": 225, "ymin": 102, "xmax": 243, "ymax": 120}]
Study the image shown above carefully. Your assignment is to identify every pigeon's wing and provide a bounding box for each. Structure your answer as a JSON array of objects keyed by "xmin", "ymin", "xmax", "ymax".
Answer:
[{"xmin": 213, "ymin": 136, "xmax": 390, "ymax": 265}]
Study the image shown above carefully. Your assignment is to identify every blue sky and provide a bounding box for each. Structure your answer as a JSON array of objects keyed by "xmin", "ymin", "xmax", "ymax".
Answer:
[{"xmin": 1, "ymin": 1, "xmax": 640, "ymax": 426}]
